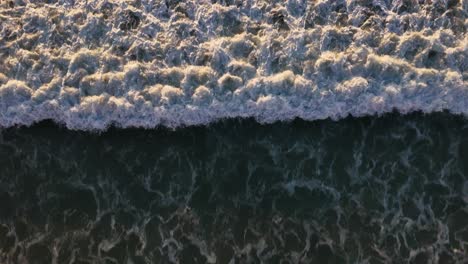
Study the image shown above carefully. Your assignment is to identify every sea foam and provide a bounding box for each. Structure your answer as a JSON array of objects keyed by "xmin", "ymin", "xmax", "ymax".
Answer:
[{"xmin": 0, "ymin": 0, "xmax": 466, "ymax": 129}]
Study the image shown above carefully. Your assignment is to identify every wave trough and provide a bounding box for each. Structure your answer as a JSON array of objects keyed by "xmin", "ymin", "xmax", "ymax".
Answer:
[{"xmin": 0, "ymin": 0, "xmax": 467, "ymax": 129}]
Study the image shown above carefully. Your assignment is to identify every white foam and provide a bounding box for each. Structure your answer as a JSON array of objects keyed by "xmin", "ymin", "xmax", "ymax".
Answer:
[{"xmin": 0, "ymin": 0, "xmax": 466, "ymax": 130}]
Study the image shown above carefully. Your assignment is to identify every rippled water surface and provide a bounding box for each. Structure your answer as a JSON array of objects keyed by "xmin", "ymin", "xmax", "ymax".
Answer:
[{"xmin": 0, "ymin": 113, "xmax": 467, "ymax": 263}]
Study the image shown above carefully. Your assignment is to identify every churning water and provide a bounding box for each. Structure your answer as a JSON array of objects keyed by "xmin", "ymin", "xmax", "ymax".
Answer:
[{"xmin": 0, "ymin": 0, "xmax": 467, "ymax": 263}]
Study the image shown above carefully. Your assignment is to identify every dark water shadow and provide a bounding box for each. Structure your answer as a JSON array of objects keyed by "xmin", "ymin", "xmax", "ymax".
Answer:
[{"xmin": 0, "ymin": 112, "xmax": 467, "ymax": 263}]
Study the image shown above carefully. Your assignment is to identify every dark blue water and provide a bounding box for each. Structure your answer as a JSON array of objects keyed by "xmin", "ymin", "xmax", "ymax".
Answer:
[{"xmin": 0, "ymin": 113, "xmax": 467, "ymax": 263}]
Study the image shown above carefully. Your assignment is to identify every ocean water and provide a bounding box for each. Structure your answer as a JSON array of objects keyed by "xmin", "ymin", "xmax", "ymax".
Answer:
[
  {"xmin": 0, "ymin": 112, "xmax": 467, "ymax": 263},
  {"xmin": 0, "ymin": 0, "xmax": 467, "ymax": 263},
  {"xmin": 0, "ymin": 0, "xmax": 466, "ymax": 129}
]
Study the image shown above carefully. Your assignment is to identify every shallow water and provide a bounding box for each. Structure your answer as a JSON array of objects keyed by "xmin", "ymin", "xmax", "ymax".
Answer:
[{"xmin": 0, "ymin": 112, "xmax": 467, "ymax": 263}]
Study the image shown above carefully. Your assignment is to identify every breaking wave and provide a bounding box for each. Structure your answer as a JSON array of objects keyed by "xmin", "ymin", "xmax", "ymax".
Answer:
[{"xmin": 0, "ymin": 0, "xmax": 466, "ymax": 129}]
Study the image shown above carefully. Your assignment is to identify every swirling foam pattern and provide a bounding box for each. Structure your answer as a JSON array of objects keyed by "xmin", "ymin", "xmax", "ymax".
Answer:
[
  {"xmin": 0, "ymin": 0, "xmax": 466, "ymax": 129},
  {"xmin": 0, "ymin": 113, "xmax": 467, "ymax": 263}
]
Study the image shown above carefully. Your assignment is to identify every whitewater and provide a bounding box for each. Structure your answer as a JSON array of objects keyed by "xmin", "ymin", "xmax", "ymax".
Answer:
[{"xmin": 0, "ymin": 0, "xmax": 466, "ymax": 130}]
